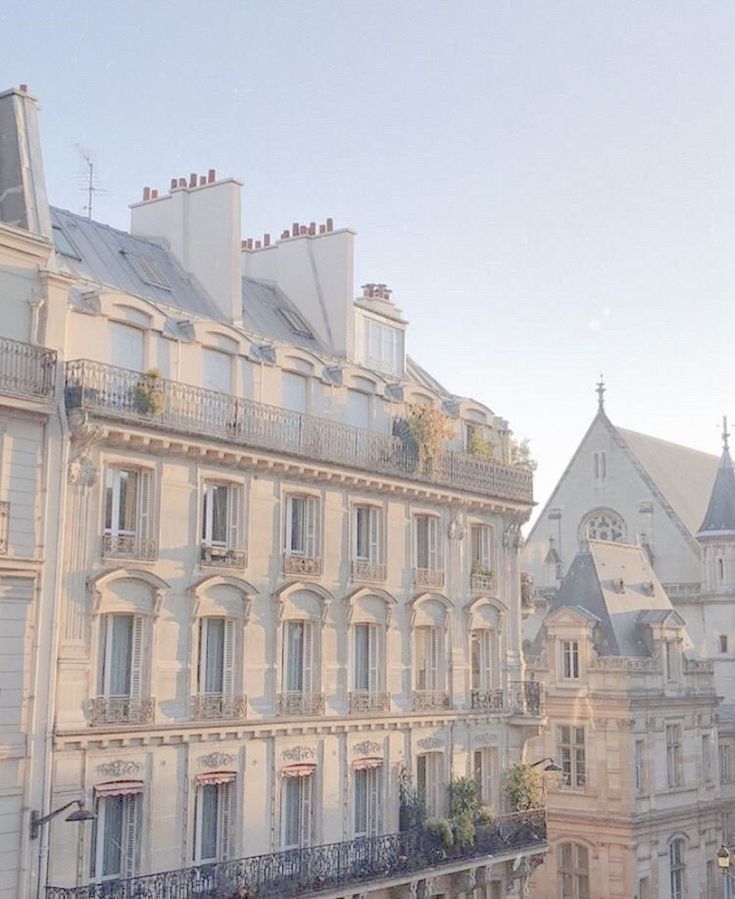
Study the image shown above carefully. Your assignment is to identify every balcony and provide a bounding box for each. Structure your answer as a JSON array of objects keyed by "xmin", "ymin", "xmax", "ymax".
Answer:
[
  {"xmin": 351, "ymin": 559, "xmax": 387, "ymax": 583},
  {"xmin": 88, "ymin": 696, "xmax": 155, "ymax": 727},
  {"xmin": 64, "ymin": 360, "xmax": 533, "ymax": 504},
  {"xmin": 412, "ymin": 690, "xmax": 451, "ymax": 711},
  {"xmin": 191, "ymin": 693, "xmax": 247, "ymax": 720},
  {"xmin": 0, "ymin": 501, "xmax": 7, "ymax": 554},
  {"xmin": 102, "ymin": 533, "xmax": 157, "ymax": 562},
  {"xmin": 470, "ymin": 688, "xmax": 504, "ymax": 712},
  {"xmin": 277, "ymin": 691, "xmax": 325, "ymax": 717},
  {"xmin": 0, "ymin": 336, "xmax": 56, "ymax": 399},
  {"xmin": 46, "ymin": 809, "xmax": 546, "ymax": 899},
  {"xmin": 509, "ymin": 681, "xmax": 543, "ymax": 717},
  {"xmin": 413, "ymin": 567, "xmax": 445, "ymax": 588},
  {"xmin": 200, "ymin": 544, "xmax": 247, "ymax": 568},
  {"xmin": 349, "ymin": 691, "xmax": 390, "ymax": 714},
  {"xmin": 470, "ymin": 571, "xmax": 497, "ymax": 595},
  {"xmin": 283, "ymin": 553, "xmax": 322, "ymax": 576}
]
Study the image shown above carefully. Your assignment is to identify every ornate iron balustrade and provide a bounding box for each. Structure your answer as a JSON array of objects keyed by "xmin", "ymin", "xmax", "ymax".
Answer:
[
  {"xmin": 191, "ymin": 693, "xmax": 248, "ymax": 720},
  {"xmin": 413, "ymin": 567, "xmax": 445, "ymax": 588},
  {"xmin": 102, "ymin": 533, "xmax": 157, "ymax": 562},
  {"xmin": 0, "ymin": 335, "xmax": 56, "ymax": 398},
  {"xmin": 351, "ymin": 559, "xmax": 387, "ymax": 582},
  {"xmin": 470, "ymin": 572, "xmax": 497, "ymax": 595},
  {"xmin": 277, "ymin": 692, "xmax": 325, "ymax": 717},
  {"xmin": 412, "ymin": 690, "xmax": 451, "ymax": 711},
  {"xmin": 349, "ymin": 691, "xmax": 390, "ymax": 714},
  {"xmin": 88, "ymin": 696, "xmax": 155, "ymax": 727},
  {"xmin": 64, "ymin": 360, "xmax": 533, "ymax": 503},
  {"xmin": 200, "ymin": 544, "xmax": 248, "ymax": 568},
  {"xmin": 509, "ymin": 681, "xmax": 543, "ymax": 716},
  {"xmin": 283, "ymin": 553, "xmax": 322, "ymax": 576},
  {"xmin": 470, "ymin": 688, "xmax": 504, "ymax": 712},
  {"xmin": 46, "ymin": 809, "xmax": 546, "ymax": 899},
  {"xmin": 0, "ymin": 501, "xmax": 8, "ymax": 554}
]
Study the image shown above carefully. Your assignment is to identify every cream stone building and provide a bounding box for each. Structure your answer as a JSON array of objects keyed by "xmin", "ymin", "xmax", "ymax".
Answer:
[{"xmin": 0, "ymin": 85, "xmax": 546, "ymax": 898}]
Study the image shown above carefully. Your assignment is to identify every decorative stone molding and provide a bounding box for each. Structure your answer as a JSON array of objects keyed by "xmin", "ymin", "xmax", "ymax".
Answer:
[
  {"xmin": 281, "ymin": 745, "xmax": 316, "ymax": 763},
  {"xmin": 95, "ymin": 759, "xmax": 143, "ymax": 778},
  {"xmin": 68, "ymin": 454, "xmax": 97, "ymax": 487},
  {"xmin": 448, "ymin": 510, "xmax": 465, "ymax": 542},
  {"xmin": 198, "ymin": 752, "xmax": 235, "ymax": 769},
  {"xmin": 352, "ymin": 740, "xmax": 381, "ymax": 756},
  {"xmin": 472, "ymin": 731, "xmax": 498, "ymax": 747},
  {"xmin": 416, "ymin": 735, "xmax": 444, "ymax": 751}
]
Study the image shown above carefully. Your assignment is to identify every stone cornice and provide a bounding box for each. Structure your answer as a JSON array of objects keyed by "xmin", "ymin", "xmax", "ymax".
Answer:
[{"xmin": 0, "ymin": 221, "xmax": 53, "ymax": 264}]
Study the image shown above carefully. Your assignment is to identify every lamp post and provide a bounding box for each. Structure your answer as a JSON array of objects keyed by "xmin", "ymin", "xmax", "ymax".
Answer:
[{"xmin": 30, "ymin": 799, "xmax": 95, "ymax": 840}]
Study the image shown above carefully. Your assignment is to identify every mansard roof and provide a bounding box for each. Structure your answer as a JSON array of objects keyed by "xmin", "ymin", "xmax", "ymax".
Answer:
[{"xmin": 697, "ymin": 446, "xmax": 735, "ymax": 536}]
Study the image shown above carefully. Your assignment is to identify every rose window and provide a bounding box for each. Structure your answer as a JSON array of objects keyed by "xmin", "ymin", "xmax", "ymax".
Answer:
[{"xmin": 582, "ymin": 509, "xmax": 626, "ymax": 543}]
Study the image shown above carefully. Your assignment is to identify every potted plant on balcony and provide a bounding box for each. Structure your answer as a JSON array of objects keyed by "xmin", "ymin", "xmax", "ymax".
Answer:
[
  {"xmin": 467, "ymin": 427, "xmax": 495, "ymax": 461},
  {"xmin": 471, "ymin": 560, "xmax": 494, "ymax": 579},
  {"xmin": 403, "ymin": 404, "xmax": 455, "ymax": 473},
  {"xmin": 133, "ymin": 368, "xmax": 165, "ymax": 416},
  {"xmin": 503, "ymin": 763, "xmax": 543, "ymax": 812}
]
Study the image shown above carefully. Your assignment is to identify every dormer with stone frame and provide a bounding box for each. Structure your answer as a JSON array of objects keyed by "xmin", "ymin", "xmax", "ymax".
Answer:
[{"xmin": 544, "ymin": 605, "xmax": 599, "ymax": 689}]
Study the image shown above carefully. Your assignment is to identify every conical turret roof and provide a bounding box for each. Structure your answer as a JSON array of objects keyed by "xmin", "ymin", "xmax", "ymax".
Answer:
[{"xmin": 698, "ymin": 429, "xmax": 735, "ymax": 535}]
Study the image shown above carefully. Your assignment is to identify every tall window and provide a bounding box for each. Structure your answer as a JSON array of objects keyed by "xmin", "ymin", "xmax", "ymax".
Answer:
[
  {"xmin": 354, "ymin": 506, "xmax": 382, "ymax": 564},
  {"xmin": 99, "ymin": 614, "xmax": 143, "ymax": 701},
  {"xmin": 91, "ymin": 793, "xmax": 140, "ymax": 882},
  {"xmin": 593, "ymin": 451, "xmax": 606, "ymax": 480},
  {"xmin": 285, "ymin": 495, "xmax": 318, "ymax": 557},
  {"xmin": 201, "ymin": 483, "xmax": 241, "ymax": 556},
  {"xmin": 635, "ymin": 739, "xmax": 645, "ymax": 793},
  {"xmin": 470, "ymin": 629, "xmax": 494, "ymax": 692},
  {"xmin": 104, "ymin": 468, "xmax": 153, "ymax": 558},
  {"xmin": 282, "ymin": 371, "xmax": 308, "ymax": 413},
  {"xmin": 470, "ymin": 524, "xmax": 494, "ymax": 575},
  {"xmin": 364, "ymin": 319, "xmax": 403, "ymax": 377},
  {"xmin": 354, "ymin": 623, "xmax": 381, "ymax": 693},
  {"xmin": 721, "ymin": 744, "xmax": 732, "ymax": 784},
  {"xmin": 669, "ymin": 838, "xmax": 685, "ymax": 899},
  {"xmin": 203, "ymin": 348, "xmax": 232, "ymax": 394},
  {"xmin": 110, "ymin": 322, "xmax": 144, "ymax": 372},
  {"xmin": 416, "ymin": 753, "xmax": 444, "ymax": 817},
  {"xmin": 198, "ymin": 618, "xmax": 235, "ymax": 698},
  {"xmin": 281, "ymin": 774, "xmax": 313, "ymax": 849},
  {"xmin": 354, "ymin": 766, "xmax": 381, "ymax": 837},
  {"xmin": 666, "ymin": 724, "xmax": 683, "ymax": 788},
  {"xmin": 559, "ymin": 726, "xmax": 586, "ymax": 788},
  {"xmin": 559, "ymin": 842, "xmax": 589, "ymax": 899},
  {"xmin": 415, "ymin": 626, "xmax": 441, "ymax": 692},
  {"xmin": 346, "ymin": 389, "xmax": 370, "ymax": 429},
  {"xmin": 702, "ymin": 734, "xmax": 713, "ymax": 784},
  {"xmin": 283, "ymin": 621, "xmax": 315, "ymax": 694},
  {"xmin": 415, "ymin": 515, "xmax": 441, "ymax": 571},
  {"xmin": 473, "ymin": 748, "xmax": 495, "ymax": 805},
  {"xmin": 720, "ymin": 634, "xmax": 728, "ymax": 653},
  {"xmin": 194, "ymin": 780, "xmax": 233, "ymax": 863},
  {"xmin": 561, "ymin": 641, "xmax": 579, "ymax": 680}
]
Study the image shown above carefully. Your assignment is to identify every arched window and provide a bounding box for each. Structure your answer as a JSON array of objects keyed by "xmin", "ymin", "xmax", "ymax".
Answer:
[
  {"xmin": 669, "ymin": 838, "xmax": 686, "ymax": 899},
  {"xmin": 558, "ymin": 842, "xmax": 589, "ymax": 899},
  {"xmin": 346, "ymin": 589, "xmax": 395, "ymax": 714},
  {"xmin": 580, "ymin": 508, "xmax": 627, "ymax": 543}
]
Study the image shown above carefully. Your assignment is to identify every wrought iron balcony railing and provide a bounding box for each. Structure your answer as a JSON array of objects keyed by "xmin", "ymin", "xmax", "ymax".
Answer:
[
  {"xmin": 0, "ymin": 501, "xmax": 8, "ymax": 554},
  {"xmin": 413, "ymin": 567, "xmax": 445, "ymax": 588},
  {"xmin": 283, "ymin": 552, "xmax": 322, "ymax": 576},
  {"xmin": 64, "ymin": 360, "xmax": 533, "ymax": 503},
  {"xmin": 0, "ymin": 336, "xmax": 56, "ymax": 399},
  {"xmin": 351, "ymin": 559, "xmax": 387, "ymax": 582},
  {"xmin": 349, "ymin": 691, "xmax": 390, "ymax": 714},
  {"xmin": 46, "ymin": 809, "xmax": 546, "ymax": 899},
  {"xmin": 200, "ymin": 544, "xmax": 247, "ymax": 568},
  {"xmin": 88, "ymin": 696, "xmax": 155, "ymax": 727},
  {"xmin": 191, "ymin": 693, "xmax": 248, "ymax": 720},
  {"xmin": 509, "ymin": 681, "xmax": 543, "ymax": 716},
  {"xmin": 470, "ymin": 571, "xmax": 497, "ymax": 595},
  {"xmin": 277, "ymin": 691, "xmax": 325, "ymax": 717},
  {"xmin": 412, "ymin": 690, "xmax": 451, "ymax": 711},
  {"xmin": 102, "ymin": 533, "xmax": 157, "ymax": 562},
  {"xmin": 470, "ymin": 688, "xmax": 504, "ymax": 712}
]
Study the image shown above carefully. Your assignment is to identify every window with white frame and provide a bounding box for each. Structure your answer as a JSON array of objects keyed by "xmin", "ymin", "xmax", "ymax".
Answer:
[
  {"xmin": 281, "ymin": 772, "xmax": 314, "ymax": 849},
  {"xmin": 110, "ymin": 321, "xmax": 144, "ymax": 372},
  {"xmin": 415, "ymin": 626, "xmax": 442, "ymax": 693},
  {"xmin": 285, "ymin": 495, "xmax": 318, "ymax": 557},
  {"xmin": 635, "ymin": 739, "xmax": 646, "ymax": 793},
  {"xmin": 669, "ymin": 838, "xmax": 685, "ymax": 899},
  {"xmin": 282, "ymin": 371, "xmax": 308, "ymax": 414},
  {"xmin": 470, "ymin": 524, "xmax": 494, "ymax": 576},
  {"xmin": 666, "ymin": 724, "xmax": 683, "ymax": 788},
  {"xmin": 193, "ymin": 779, "xmax": 234, "ymax": 863},
  {"xmin": 354, "ymin": 764, "xmax": 381, "ymax": 837},
  {"xmin": 99, "ymin": 614, "xmax": 143, "ymax": 701},
  {"xmin": 283, "ymin": 621, "xmax": 316, "ymax": 695},
  {"xmin": 90, "ymin": 792, "xmax": 140, "ymax": 882},
  {"xmin": 561, "ymin": 640, "xmax": 580, "ymax": 680},
  {"xmin": 354, "ymin": 623, "xmax": 381, "ymax": 694},
  {"xmin": 470, "ymin": 629, "xmax": 494, "ymax": 693},
  {"xmin": 558, "ymin": 842, "xmax": 589, "ymax": 899},
  {"xmin": 414, "ymin": 514, "xmax": 441, "ymax": 571},
  {"xmin": 416, "ymin": 752, "xmax": 444, "ymax": 817},
  {"xmin": 559, "ymin": 725, "xmax": 586, "ymax": 788},
  {"xmin": 363, "ymin": 318, "xmax": 404, "ymax": 377},
  {"xmin": 473, "ymin": 748, "xmax": 495, "ymax": 805},
  {"xmin": 352, "ymin": 505, "xmax": 383, "ymax": 578},
  {"xmin": 201, "ymin": 482, "xmax": 242, "ymax": 560},
  {"xmin": 203, "ymin": 348, "xmax": 232, "ymax": 394},
  {"xmin": 198, "ymin": 618, "xmax": 235, "ymax": 698},
  {"xmin": 346, "ymin": 389, "xmax": 370, "ymax": 429},
  {"xmin": 104, "ymin": 468, "xmax": 153, "ymax": 558}
]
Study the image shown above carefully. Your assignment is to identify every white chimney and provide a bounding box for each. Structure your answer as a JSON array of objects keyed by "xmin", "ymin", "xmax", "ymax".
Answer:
[
  {"xmin": 130, "ymin": 172, "xmax": 242, "ymax": 323},
  {"xmin": 0, "ymin": 85, "xmax": 52, "ymax": 239}
]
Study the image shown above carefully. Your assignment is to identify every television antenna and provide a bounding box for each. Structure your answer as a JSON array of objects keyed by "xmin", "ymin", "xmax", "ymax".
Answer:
[{"xmin": 76, "ymin": 145, "xmax": 106, "ymax": 219}]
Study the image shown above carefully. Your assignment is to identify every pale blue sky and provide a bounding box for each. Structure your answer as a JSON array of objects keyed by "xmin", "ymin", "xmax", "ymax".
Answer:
[{"xmin": 4, "ymin": 1, "xmax": 735, "ymax": 514}]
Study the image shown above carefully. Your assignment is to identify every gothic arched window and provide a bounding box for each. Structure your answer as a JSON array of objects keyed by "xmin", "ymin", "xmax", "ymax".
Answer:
[{"xmin": 580, "ymin": 509, "xmax": 627, "ymax": 544}]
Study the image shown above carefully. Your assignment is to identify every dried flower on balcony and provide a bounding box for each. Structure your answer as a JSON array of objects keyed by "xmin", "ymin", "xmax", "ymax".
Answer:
[
  {"xmin": 404, "ymin": 404, "xmax": 455, "ymax": 470},
  {"xmin": 467, "ymin": 428, "xmax": 495, "ymax": 461},
  {"xmin": 510, "ymin": 437, "xmax": 537, "ymax": 472},
  {"xmin": 134, "ymin": 368, "xmax": 165, "ymax": 416}
]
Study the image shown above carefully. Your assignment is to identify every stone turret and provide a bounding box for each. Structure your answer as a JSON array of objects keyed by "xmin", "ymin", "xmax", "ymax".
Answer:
[{"xmin": 697, "ymin": 417, "xmax": 735, "ymax": 592}]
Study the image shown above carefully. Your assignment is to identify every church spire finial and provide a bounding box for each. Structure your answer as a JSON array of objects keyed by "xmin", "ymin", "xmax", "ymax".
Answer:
[
  {"xmin": 723, "ymin": 415, "xmax": 730, "ymax": 452},
  {"xmin": 595, "ymin": 374, "xmax": 606, "ymax": 412}
]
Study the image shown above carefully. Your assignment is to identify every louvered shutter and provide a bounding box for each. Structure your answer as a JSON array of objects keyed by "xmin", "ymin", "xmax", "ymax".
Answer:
[
  {"xmin": 305, "ymin": 497, "xmax": 317, "ymax": 557},
  {"xmin": 137, "ymin": 470, "xmax": 152, "ymax": 548},
  {"xmin": 301, "ymin": 775, "xmax": 313, "ymax": 847},
  {"xmin": 222, "ymin": 619, "xmax": 235, "ymax": 699},
  {"xmin": 482, "ymin": 630, "xmax": 493, "ymax": 690},
  {"xmin": 302, "ymin": 622, "xmax": 314, "ymax": 694},
  {"xmin": 220, "ymin": 781, "xmax": 233, "ymax": 861},
  {"xmin": 129, "ymin": 616, "xmax": 144, "ymax": 701},
  {"xmin": 122, "ymin": 795, "xmax": 138, "ymax": 877},
  {"xmin": 99, "ymin": 616, "xmax": 109, "ymax": 695},
  {"xmin": 429, "ymin": 628, "xmax": 439, "ymax": 691},
  {"xmin": 368, "ymin": 767, "xmax": 380, "ymax": 836},
  {"xmin": 228, "ymin": 485, "xmax": 241, "ymax": 551},
  {"xmin": 482, "ymin": 526, "xmax": 493, "ymax": 568},
  {"xmin": 428, "ymin": 517, "xmax": 438, "ymax": 569},
  {"xmin": 369, "ymin": 508, "xmax": 380, "ymax": 563},
  {"xmin": 368, "ymin": 625, "xmax": 379, "ymax": 692}
]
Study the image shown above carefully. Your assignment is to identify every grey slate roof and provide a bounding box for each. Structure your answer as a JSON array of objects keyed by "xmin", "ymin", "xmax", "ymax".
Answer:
[
  {"xmin": 242, "ymin": 279, "xmax": 328, "ymax": 354},
  {"xmin": 698, "ymin": 447, "xmax": 735, "ymax": 535}
]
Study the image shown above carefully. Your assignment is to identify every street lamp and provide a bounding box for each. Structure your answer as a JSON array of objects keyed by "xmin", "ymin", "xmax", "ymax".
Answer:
[
  {"xmin": 30, "ymin": 799, "xmax": 96, "ymax": 840},
  {"xmin": 718, "ymin": 845, "xmax": 731, "ymax": 872}
]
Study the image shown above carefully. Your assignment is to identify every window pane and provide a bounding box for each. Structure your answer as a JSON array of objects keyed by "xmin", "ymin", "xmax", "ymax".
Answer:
[
  {"xmin": 354, "ymin": 769, "xmax": 367, "ymax": 835},
  {"xmin": 290, "ymin": 498, "xmax": 305, "ymax": 553},
  {"xmin": 355, "ymin": 624, "xmax": 369, "ymax": 691},
  {"xmin": 117, "ymin": 470, "xmax": 138, "ymax": 533},
  {"xmin": 102, "ymin": 796, "xmax": 124, "ymax": 877},
  {"xmin": 355, "ymin": 507, "xmax": 369, "ymax": 559},
  {"xmin": 283, "ymin": 372, "xmax": 307, "ymax": 413},
  {"xmin": 203, "ymin": 619, "xmax": 225, "ymax": 694},
  {"xmin": 108, "ymin": 615, "xmax": 133, "ymax": 696},
  {"xmin": 203, "ymin": 349, "xmax": 232, "ymax": 394},
  {"xmin": 211, "ymin": 485, "xmax": 229, "ymax": 544},
  {"xmin": 286, "ymin": 622, "xmax": 304, "ymax": 692},
  {"xmin": 283, "ymin": 777, "xmax": 301, "ymax": 847},
  {"xmin": 199, "ymin": 784, "xmax": 219, "ymax": 861},
  {"xmin": 416, "ymin": 517, "xmax": 429, "ymax": 568}
]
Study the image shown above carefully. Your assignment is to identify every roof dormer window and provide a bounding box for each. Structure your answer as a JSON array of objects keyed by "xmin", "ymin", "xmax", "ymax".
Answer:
[{"xmin": 363, "ymin": 318, "xmax": 404, "ymax": 378}]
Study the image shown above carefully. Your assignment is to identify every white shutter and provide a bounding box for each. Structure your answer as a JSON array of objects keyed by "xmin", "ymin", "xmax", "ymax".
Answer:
[
  {"xmin": 285, "ymin": 496, "xmax": 294, "ymax": 552},
  {"xmin": 122, "ymin": 795, "xmax": 138, "ymax": 878},
  {"xmin": 368, "ymin": 625, "xmax": 379, "ymax": 692},
  {"xmin": 481, "ymin": 526, "xmax": 492, "ymax": 568},
  {"xmin": 302, "ymin": 622, "xmax": 314, "ymax": 693},
  {"xmin": 369, "ymin": 508, "xmax": 380, "ymax": 563},
  {"xmin": 228, "ymin": 485, "xmax": 241, "ymax": 551},
  {"xmin": 368, "ymin": 767, "xmax": 380, "ymax": 836},
  {"xmin": 220, "ymin": 781, "xmax": 233, "ymax": 861},
  {"xmin": 99, "ymin": 616, "xmax": 109, "ymax": 695},
  {"xmin": 428, "ymin": 517, "xmax": 438, "ymax": 569},
  {"xmin": 305, "ymin": 497, "xmax": 317, "ymax": 557},
  {"xmin": 482, "ymin": 630, "xmax": 493, "ymax": 690},
  {"xmin": 222, "ymin": 619, "xmax": 235, "ymax": 699},
  {"xmin": 137, "ymin": 469, "xmax": 152, "ymax": 545},
  {"xmin": 129, "ymin": 616, "xmax": 144, "ymax": 700},
  {"xmin": 429, "ymin": 628, "xmax": 439, "ymax": 691},
  {"xmin": 300, "ymin": 775, "xmax": 313, "ymax": 847}
]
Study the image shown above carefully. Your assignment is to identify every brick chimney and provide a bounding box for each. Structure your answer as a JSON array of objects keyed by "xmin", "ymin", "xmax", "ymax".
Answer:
[
  {"xmin": 130, "ymin": 172, "xmax": 243, "ymax": 323},
  {"xmin": 0, "ymin": 85, "xmax": 52, "ymax": 239}
]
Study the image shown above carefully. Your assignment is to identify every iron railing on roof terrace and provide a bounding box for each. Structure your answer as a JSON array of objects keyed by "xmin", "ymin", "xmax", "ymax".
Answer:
[
  {"xmin": 45, "ymin": 809, "xmax": 546, "ymax": 899},
  {"xmin": 0, "ymin": 336, "xmax": 56, "ymax": 398},
  {"xmin": 64, "ymin": 361, "xmax": 533, "ymax": 504}
]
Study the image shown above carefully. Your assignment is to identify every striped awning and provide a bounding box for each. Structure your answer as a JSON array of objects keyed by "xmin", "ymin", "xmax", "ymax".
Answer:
[
  {"xmin": 281, "ymin": 764, "xmax": 316, "ymax": 778},
  {"xmin": 352, "ymin": 757, "xmax": 383, "ymax": 771},
  {"xmin": 196, "ymin": 770, "xmax": 236, "ymax": 786},
  {"xmin": 95, "ymin": 780, "xmax": 144, "ymax": 797}
]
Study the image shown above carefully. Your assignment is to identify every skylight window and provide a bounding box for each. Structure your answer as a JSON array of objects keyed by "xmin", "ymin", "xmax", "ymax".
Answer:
[
  {"xmin": 52, "ymin": 224, "xmax": 81, "ymax": 260},
  {"xmin": 122, "ymin": 252, "xmax": 172, "ymax": 291},
  {"xmin": 279, "ymin": 307, "xmax": 313, "ymax": 339}
]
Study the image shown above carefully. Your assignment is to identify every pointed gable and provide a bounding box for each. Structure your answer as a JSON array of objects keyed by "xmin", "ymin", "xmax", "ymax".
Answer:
[{"xmin": 698, "ymin": 446, "xmax": 735, "ymax": 535}]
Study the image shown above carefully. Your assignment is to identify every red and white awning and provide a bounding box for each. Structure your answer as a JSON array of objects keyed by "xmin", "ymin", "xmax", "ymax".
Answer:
[{"xmin": 94, "ymin": 780, "xmax": 144, "ymax": 797}]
